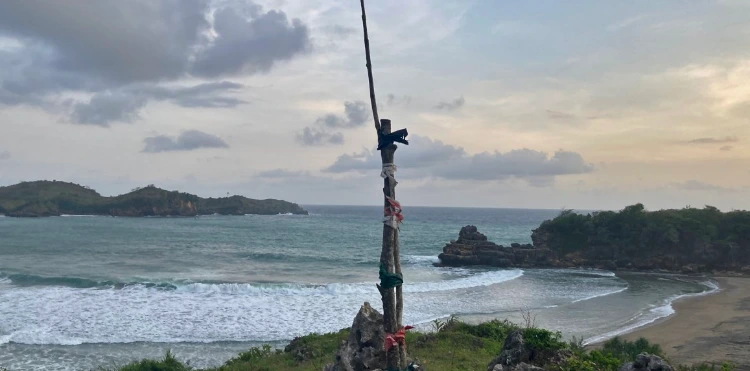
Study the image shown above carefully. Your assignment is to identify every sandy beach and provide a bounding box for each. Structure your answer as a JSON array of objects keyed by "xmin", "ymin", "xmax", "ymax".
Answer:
[{"xmin": 619, "ymin": 276, "xmax": 750, "ymax": 370}]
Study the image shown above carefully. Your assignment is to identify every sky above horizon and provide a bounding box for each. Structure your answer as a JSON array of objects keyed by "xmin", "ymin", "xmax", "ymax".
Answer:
[{"xmin": 1, "ymin": 0, "xmax": 749, "ymax": 211}]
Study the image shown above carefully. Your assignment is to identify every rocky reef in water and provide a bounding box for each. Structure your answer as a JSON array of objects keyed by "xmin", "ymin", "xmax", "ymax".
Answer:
[
  {"xmin": 0, "ymin": 180, "xmax": 308, "ymax": 217},
  {"xmin": 437, "ymin": 225, "xmax": 556, "ymax": 269}
]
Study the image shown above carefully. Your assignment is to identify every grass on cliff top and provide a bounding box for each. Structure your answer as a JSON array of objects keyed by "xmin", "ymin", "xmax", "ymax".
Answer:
[{"xmin": 85, "ymin": 317, "xmax": 735, "ymax": 371}]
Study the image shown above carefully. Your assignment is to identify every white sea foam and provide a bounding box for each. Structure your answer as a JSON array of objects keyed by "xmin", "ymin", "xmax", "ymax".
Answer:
[
  {"xmin": 0, "ymin": 269, "xmax": 523, "ymax": 345},
  {"xmin": 584, "ymin": 280, "xmax": 719, "ymax": 345},
  {"xmin": 403, "ymin": 255, "xmax": 440, "ymax": 265},
  {"xmin": 571, "ymin": 286, "xmax": 628, "ymax": 303}
]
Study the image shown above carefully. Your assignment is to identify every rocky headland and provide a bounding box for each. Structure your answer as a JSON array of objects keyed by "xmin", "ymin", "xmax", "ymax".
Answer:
[
  {"xmin": 438, "ymin": 204, "xmax": 750, "ymax": 274},
  {"xmin": 0, "ymin": 180, "xmax": 308, "ymax": 217}
]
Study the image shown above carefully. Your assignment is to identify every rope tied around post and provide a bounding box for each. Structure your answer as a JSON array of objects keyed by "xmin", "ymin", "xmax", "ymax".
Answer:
[
  {"xmin": 378, "ymin": 262, "xmax": 403, "ymax": 289},
  {"xmin": 381, "ymin": 163, "xmax": 397, "ymax": 180}
]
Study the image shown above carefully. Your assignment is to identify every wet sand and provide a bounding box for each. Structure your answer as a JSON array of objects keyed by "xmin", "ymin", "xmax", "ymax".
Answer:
[{"xmin": 620, "ymin": 276, "xmax": 750, "ymax": 370}]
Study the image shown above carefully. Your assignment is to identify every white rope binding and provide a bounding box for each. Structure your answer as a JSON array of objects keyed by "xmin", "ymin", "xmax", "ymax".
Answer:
[{"xmin": 380, "ymin": 163, "xmax": 397, "ymax": 179}]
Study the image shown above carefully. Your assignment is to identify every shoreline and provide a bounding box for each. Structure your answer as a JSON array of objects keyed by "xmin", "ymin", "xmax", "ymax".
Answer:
[{"xmin": 593, "ymin": 276, "xmax": 750, "ymax": 369}]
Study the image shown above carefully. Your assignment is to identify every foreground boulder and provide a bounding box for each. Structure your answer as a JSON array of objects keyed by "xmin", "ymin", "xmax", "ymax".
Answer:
[
  {"xmin": 438, "ymin": 226, "xmax": 553, "ymax": 268},
  {"xmin": 324, "ymin": 302, "xmax": 386, "ymax": 371},
  {"xmin": 487, "ymin": 330, "xmax": 568, "ymax": 371},
  {"xmin": 618, "ymin": 353, "xmax": 674, "ymax": 371}
]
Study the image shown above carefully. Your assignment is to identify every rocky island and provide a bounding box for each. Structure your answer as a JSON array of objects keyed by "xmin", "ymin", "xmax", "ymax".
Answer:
[
  {"xmin": 438, "ymin": 204, "xmax": 750, "ymax": 274},
  {"xmin": 0, "ymin": 180, "xmax": 308, "ymax": 217}
]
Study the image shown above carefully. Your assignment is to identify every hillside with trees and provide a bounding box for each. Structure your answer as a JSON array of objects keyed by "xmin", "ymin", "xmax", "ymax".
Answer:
[
  {"xmin": 532, "ymin": 204, "xmax": 750, "ymax": 273},
  {"xmin": 0, "ymin": 181, "xmax": 308, "ymax": 217}
]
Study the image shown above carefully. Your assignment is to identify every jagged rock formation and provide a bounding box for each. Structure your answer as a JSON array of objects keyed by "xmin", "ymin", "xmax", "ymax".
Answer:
[
  {"xmin": 487, "ymin": 330, "xmax": 569, "ymax": 371},
  {"xmin": 438, "ymin": 226, "xmax": 553, "ymax": 268},
  {"xmin": 487, "ymin": 331, "xmax": 673, "ymax": 371},
  {"xmin": 324, "ymin": 302, "xmax": 387, "ymax": 371},
  {"xmin": 0, "ymin": 180, "xmax": 308, "ymax": 217},
  {"xmin": 618, "ymin": 353, "xmax": 674, "ymax": 371},
  {"xmin": 324, "ymin": 302, "xmax": 422, "ymax": 371}
]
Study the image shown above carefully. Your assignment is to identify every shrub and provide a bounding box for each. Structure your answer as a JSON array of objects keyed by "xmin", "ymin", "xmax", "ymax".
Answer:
[{"xmin": 601, "ymin": 337, "xmax": 663, "ymax": 362}]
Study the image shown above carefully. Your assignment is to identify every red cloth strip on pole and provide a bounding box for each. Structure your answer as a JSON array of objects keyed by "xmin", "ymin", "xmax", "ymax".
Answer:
[{"xmin": 385, "ymin": 326, "xmax": 414, "ymax": 352}]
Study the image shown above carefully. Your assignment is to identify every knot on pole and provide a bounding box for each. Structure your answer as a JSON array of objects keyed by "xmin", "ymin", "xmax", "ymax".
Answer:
[{"xmin": 377, "ymin": 128, "xmax": 409, "ymax": 150}]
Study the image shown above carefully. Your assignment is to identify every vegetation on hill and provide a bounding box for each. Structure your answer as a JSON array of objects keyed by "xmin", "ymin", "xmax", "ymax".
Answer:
[
  {"xmin": 532, "ymin": 204, "xmax": 750, "ymax": 273},
  {"xmin": 0, "ymin": 180, "xmax": 307, "ymax": 217},
  {"xmin": 80, "ymin": 318, "xmax": 733, "ymax": 371}
]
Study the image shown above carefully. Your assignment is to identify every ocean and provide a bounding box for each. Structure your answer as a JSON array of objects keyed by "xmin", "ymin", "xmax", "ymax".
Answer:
[{"xmin": 0, "ymin": 206, "xmax": 716, "ymax": 371}]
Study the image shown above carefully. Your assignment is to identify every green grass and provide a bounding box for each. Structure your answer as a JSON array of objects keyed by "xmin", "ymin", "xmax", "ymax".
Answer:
[{"xmin": 13, "ymin": 320, "xmax": 732, "ymax": 371}]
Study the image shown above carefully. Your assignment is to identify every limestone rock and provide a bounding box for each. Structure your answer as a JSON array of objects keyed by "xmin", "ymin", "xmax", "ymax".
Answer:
[
  {"xmin": 618, "ymin": 353, "xmax": 674, "ymax": 371},
  {"xmin": 492, "ymin": 363, "xmax": 546, "ymax": 371},
  {"xmin": 438, "ymin": 226, "xmax": 554, "ymax": 268},
  {"xmin": 324, "ymin": 302, "xmax": 386, "ymax": 371},
  {"xmin": 487, "ymin": 331, "xmax": 531, "ymax": 371}
]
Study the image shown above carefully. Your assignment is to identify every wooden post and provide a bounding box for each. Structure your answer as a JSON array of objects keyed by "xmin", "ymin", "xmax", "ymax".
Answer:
[
  {"xmin": 360, "ymin": 1, "xmax": 406, "ymax": 370},
  {"xmin": 379, "ymin": 119, "xmax": 400, "ymax": 370},
  {"xmin": 360, "ymin": 0, "xmax": 381, "ymax": 134}
]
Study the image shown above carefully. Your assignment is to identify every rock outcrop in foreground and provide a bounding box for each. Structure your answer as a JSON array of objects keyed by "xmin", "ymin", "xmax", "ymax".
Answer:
[
  {"xmin": 324, "ymin": 302, "xmax": 421, "ymax": 371},
  {"xmin": 324, "ymin": 302, "xmax": 386, "ymax": 371},
  {"xmin": 438, "ymin": 226, "xmax": 555, "ymax": 268},
  {"xmin": 485, "ymin": 329, "xmax": 673, "ymax": 371},
  {"xmin": 0, "ymin": 180, "xmax": 308, "ymax": 217},
  {"xmin": 618, "ymin": 353, "xmax": 674, "ymax": 371}
]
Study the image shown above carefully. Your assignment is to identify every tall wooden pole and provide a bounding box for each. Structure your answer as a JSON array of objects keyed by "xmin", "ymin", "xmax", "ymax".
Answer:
[
  {"xmin": 360, "ymin": 1, "xmax": 405, "ymax": 370},
  {"xmin": 360, "ymin": 0, "xmax": 381, "ymax": 134}
]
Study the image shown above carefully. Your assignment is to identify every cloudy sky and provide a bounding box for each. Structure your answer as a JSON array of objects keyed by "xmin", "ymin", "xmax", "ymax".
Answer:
[{"xmin": 1, "ymin": 0, "xmax": 748, "ymax": 210}]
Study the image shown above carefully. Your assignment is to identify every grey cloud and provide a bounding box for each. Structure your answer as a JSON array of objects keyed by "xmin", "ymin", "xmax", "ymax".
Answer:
[
  {"xmin": 386, "ymin": 94, "xmax": 412, "ymax": 106},
  {"xmin": 0, "ymin": 151, "xmax": 10, "ymax": 160},
  {"xmin": 0, "ymin": 1, "xmax": 309, "ymax": 83},
  {"xmin": 324, "ymin": 135, "xmax": 592, "ymax": 185},
  {"xmin": 0, "ymin": 0, "xmax": 210, "ymax": 83},
  {"xmin": 296, "ymin": 101, "xmax": 369, "ymax": 146},
  {"xmin": 296, "ymin": 127, "xmax": 344, "ymax": 146},
  {"xmin": 440, "ymin": 148, "xmax": 593, "ymax": 181},
  {"xmin": 315, "ymin": 101, "xmax": 369, "ymax": 128},
  {"xmin": 720, "ymin": 145, "xmax": 733, "ymax": 151},
  {"xmin": 191, "ymin": 7, "xmax": 311, "ymax": 77},
  {"xmin": 71, "ymin": 93, "xmax": 148, "ymax": 126},
  {"xmin": 69, "ymin": 82, "xmax": 246, "ymax": 126},
  {"xmin": 671, "ymin": 180, "xmax": 728, "ymax": 191},
  {"xmin": 546, "ymin": 110, "xmax": 576, "ymax": 120},
  {"xmin": 684, "ymin": 136, "xmax": 739, "ymax": 144},
  {"xmin": 142, "ymin": 82, "xmax": 246, "ymax": 108},
  {"xmin": 327, "ymin": 25, "xmax": 357, "ymax": 37},
  {"xmin": 435, "ymin": 96, "xmax": 465, "ymax": 110},
  {"xmin": 0, "ymin": 1, "xmax": 308, "ymax": 117},
  {"xmin": 257, "ymin": 169, "xmax": 312, "ymax": 178},
  {"xmin": 142, "ymin": 130, "xmax": 229, "ymax": 153}
]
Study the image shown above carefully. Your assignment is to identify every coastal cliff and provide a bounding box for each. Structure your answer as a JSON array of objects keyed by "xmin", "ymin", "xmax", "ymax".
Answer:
[
  {"xmin": 439, "ymin": 204, "xmax": 750, "ymax": 273},
  {"xmin": 0, "ymin": 180, "xmax": 308, "ymax": 217}
]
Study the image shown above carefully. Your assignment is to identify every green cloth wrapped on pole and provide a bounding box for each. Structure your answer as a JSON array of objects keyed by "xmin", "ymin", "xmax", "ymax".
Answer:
[{"xmin": 379, "ymin": 263, "xmax": 403, "ymax": 289}]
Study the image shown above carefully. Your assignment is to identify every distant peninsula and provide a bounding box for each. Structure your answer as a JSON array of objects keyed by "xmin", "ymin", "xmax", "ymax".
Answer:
[{"xmin": 0, "ymin": 180, "xmax": 308, "ymax": 217}]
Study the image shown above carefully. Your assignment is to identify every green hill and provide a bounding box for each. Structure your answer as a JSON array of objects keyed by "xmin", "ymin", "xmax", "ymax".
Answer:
[
  {"xmin": 532, "ymin": 203, "xmax": 750, "ymax": 273},
  {"xmin": 0, "ymin": 180, "xmax": 308, "ymax": 217}
]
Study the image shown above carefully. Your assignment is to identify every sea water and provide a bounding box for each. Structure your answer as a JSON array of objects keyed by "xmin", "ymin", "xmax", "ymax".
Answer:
[{"xmin": 0, "ymin": 206, "xmax": 715, "ymax": 371}]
